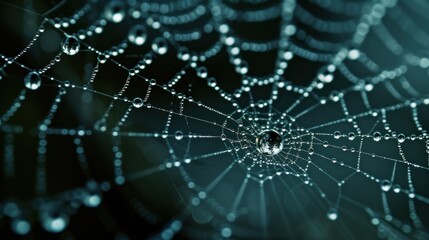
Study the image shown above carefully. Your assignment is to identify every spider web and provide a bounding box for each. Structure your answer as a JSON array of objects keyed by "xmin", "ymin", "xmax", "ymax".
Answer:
[{"xmin": 1, "ymin": 0, "xmax": 429, "ymax": 239}]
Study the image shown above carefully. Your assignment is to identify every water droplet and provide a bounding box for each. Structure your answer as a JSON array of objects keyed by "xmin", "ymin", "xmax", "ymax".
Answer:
[
  {"xmin": 24, "ymin": 71, "xmax": 41, "ymax": 90},
  {"xmin": 132, "ymin": 97, "xmax": 143, "ymax": 108},
  {"xmin": 10, "ymin": 216, "xmax": 31, "ymax": 235},
  {"xmin": 162, "ymin": 130, "xmax": 168, "ymax": 138},
  {"xmin": 128, "ymin": 25, "xmax": 147, "ymax": 46},
  {"xmin": 178, "ymin": 47, "xmax": 190, "ymax": 61},
  {"xmin": 3, "ymin": 201, "xmax": 20, "ymax": 218},
  {"xmin": 175, "ymin": 131, "xmax": 183, "ymax": 140},
  {"xmin": 97, "ymin": 54, "xmax": 107, "ymax": 64},
  {"xmin": 255, "ymin": 130, "xmax": 283, "ymax": 156},
  {"xmin": 308, "ymin": 147, "xmax": 314, "ymax": 155},
  {"xmin": 143, "ymin": 54, "xmax": 152, "ymax": 64},
  {"xmin": 61, "ymin": 36, "xmax": 80, "ymax": 55},
  {"xmin": 221, "ymin": 227, "xmax": 232, "ymax": 238},
  {"xmin": 40, "ymin": 208, "xmax": 69, "ymax": 233},
  {"xmin": 397, "ymin": 134, "xmax": 405, "ymax": 143},
  {"xmin": 365, "ymin": 84, "xmax": 374, "ymax": 92},
  {"xmin": 327, "ymin": 208, "xmax": 338, "ymax": 221},
  {"xmin": 105, "ymin": 1, "xmax": 125, "ymax": 23},
  {"xmin": 348, "ymin": 49, "xmax": 360, "ymax": 60},
  {"xmin": 197, "ymin": 67, "xmax": 208, "ymax": 78},
  {"xmin": 323, "ymin": 141, "xmax": 329, "ymax": 147},
  {"xmin": 392, "ymin": 184, "xmax": 401, "ymax": 193},
  {"xmin": 94, "ymin": 120, "xmax": 107, "ymax": 132},
  {"xmin": 330, "ymin": 91, "xmax": 340, "ymax": 102},
  {"xmin": 371, "ymin": 218, "xmax": 380, "ymax": 225},
  {"xmin": 380, "ymin": 179, "xmax": 391, "ymax": 192},
  {"xmin": 238, "ymin": 61, "xmax": 248, "ymax": 74},
  {"xmin": 82, "ymin": 182, "xmax": 102, "ymax": 208},
  {"xmin": 226, "ymin": 213, "xmax": 236, "ymax": 222},
  {"xmin": 83, "ymin": 193, "xmax": 101, "ymax": 207},
  {"xmin": 207, "ymin": 77, "xmax": 217, "ymax": 87},
  {"xmin": 334, "ymin": 131, "xmax": 341, "ymax": 139},
  {"xmin": 373, "ymin": 131, "xmax": 382, "ymax": 142},
  {"xmin": 152, "ymin": 37, "xmax": 168, "ymax": 55},
  {"xmin": 348, "ymin": 132, "xmax": 356, "ymax": 140}
]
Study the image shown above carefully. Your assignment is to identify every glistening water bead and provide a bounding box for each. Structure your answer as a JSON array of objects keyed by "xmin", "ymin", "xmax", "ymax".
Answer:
[
  {"xmin": 373, "ymin": 131, "xmax": 382, "ymax": 142},
  {"xmin": 381, "ymin": 179, "xmax": 392, "ymax": 192},
  {"xmin": 152, "ymin": 37, "xmax": 168, "ymax": 55},
  {"xmin": 104, "ymin": 1, "xmax": 125, "ymax": 23},
  {"xmin": 255, "ymin": 130, "xmax": 283, "ymax": 155},
  {"xmin": 61, "ymin": 36, "xmax": 80, "ymax": 55},
  {"xmin": 132, "ymin": 97, "xmax": 143, "ymax": 108},
  {"xmin": 327, "ymin": 208, "xmax": 338, "ymax": 221},
  {"xmin": 24, "ymin": 71, "xmax": 41, "ymax": 90},
  {"xmin": 128, "ymin": 25, "xmax": 147, "ymax": 46},
  {"xmin": 11, "ymin": 217, "xmax": 31, "ymax": 235},
  {"xmin": 40, "ymin": 210, "xmax": 69, "ymax": 233},
  {"xmin": 175, "ymin": 131, "xmax": 184, "ymax": 140}
]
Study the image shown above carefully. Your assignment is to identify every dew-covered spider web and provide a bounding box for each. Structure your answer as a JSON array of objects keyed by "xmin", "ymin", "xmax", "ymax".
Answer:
[{"xmin": 1, "ymin": 0, "xmax": 429, "ymax": 239}]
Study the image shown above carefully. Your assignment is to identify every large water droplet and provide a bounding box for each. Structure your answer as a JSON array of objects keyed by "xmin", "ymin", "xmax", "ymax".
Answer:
[
  {"xmin": 61, "ymin": 36, "xmax": 80, "ymax": 55},
  {"xmin": 83, "ymin": 193, "xmax": 101, "ymax": 208},
  {"xmin": 97, "ymin": 54, "xmax": 107, "ymax": 64},
  {"xmin": 256, "ymin": 130, "xmax": 283, "ymax": 156},
  {"xmin": 196, "ymin": 67, "xmax": 208, "ymax": 78},
  {"xmin": 178, "ymin": 47, "xmax": 190, "ymax": 61},
  {"xmin": 380, "ymin": 179, "xmax": 391, "ymax": 192},
  {"xmin": 327, "ymin": 208, "xmax": 338, "ymax": 221},
  {"xmin": 152, "ymin": 37, "xmax": 168, "ymax": 55},
  {"xmin": 392, "ymin": 184, "xmax": 401, "ymax": 193},
  {"xmin": 24, "ymin": 71, "xmax": 41, "ymax": 90},
  {"xmin": 10, "ymin": 216, "xmax": 31, "ymax": 235},
  {"xmin": 373, "ymin": 131, "xmax": 382, "ymax": 142},
  {"xmin": 397, "ymin": 133, "xmax": 405, "ymax": 143},
  {"xmin": 175, "ymin": 131, "xmax": 184, "ymax": 140},
  {"xmin": 94, "ymin": 120, "xmax": 107, "ymax": 132},
  {"xmin": 334, "ymin": 131, "xmax": 341, "ymax": 139},
  {"xmin": 348, "ymin": 132, "xmax": 356, "ymax": 141},
  {"xmin": 221, "ymin": 227, "xmax": 232, "ymax": 238},
  {"xmin": 128, "ymin": 25, "xmax": 147, "ymax": 46},
  {"xmin": 82, "ymin": 182, "xmax": 102, "ymax": 208},
  {"xmin": 105, "ymin": 1, "xmax": 125, "ymax": 23},
  {"xmin": 162, "ymin": 130, "xmax": 168, "ymax": 138},
  {"xmin": 3, "ymin": 201, "xmax": 20, "ymax": 218},
  {"xmin": 207, "ymin": 77, "xmax": 217, "ymax": 87},
  {"xmin": 132, "ymin": 97, "xmax": 143, "ymax": 108},
  {"xmin": 40, "ymin": 207, "xmax": 69, "ymax": 233}
]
